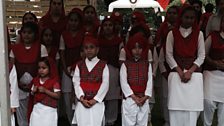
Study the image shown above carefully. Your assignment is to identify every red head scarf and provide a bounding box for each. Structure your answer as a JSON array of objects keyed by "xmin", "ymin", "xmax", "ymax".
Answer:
[
  {"xmin": 132, "ymin": 11, "xmax": 146, "ymax": 24},
  {"xmin": 125, "ymin": 32, "xmax": 149, "ymax": 60},
  {"xmin": 83, "ymin": 33, "xmax": 99, "ymax": 46},
  {"xmin": 111, "ymin": 11, "xmax": 123, "ymax": 24}
]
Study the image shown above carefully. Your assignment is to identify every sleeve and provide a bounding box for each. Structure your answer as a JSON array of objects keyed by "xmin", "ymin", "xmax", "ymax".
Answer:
[
  {"xmin": 40, "ymin": 44, "xmax": 48, "ymax": 57},
  {"xmin": 10, "ymin": 65, "xmax": 19, "ymax": 108},
  {"xmin": 166, "ymin": 31, "xmax": 177, "ymax": 69},
  {"xmin": 205, "ymin": 36, "xmax": 212, "ymax": 56},
  {"xmin": 148, "ymin": 49, "xmax": 153, "ymax": 62},
  {"xmin": 9, "ymin": 50, "xmax": 15, "ymax": 58},
  {"xmin": 158, "ymin": 48, "xmax": 167, "ymax": 73},
  {"xmin": 72, "ymin": 65, "xmax": 84, "ymax": 100},
  {"xmin": 55, "ymin": 52, "xmax": 60, "ymax": 60},
  {"xmin": 145, "ymin": 63, "xmax": 153, "ymax": 97},
  {"xmin": 120, "ymin": 63, "xmax": 134, "ymax": 98},
  {"xmin": 193, "ymin": 31, "xmax": 205, "ymax": 67},
  {"xmin": 93, "ymin": 65, "xmax": 109, "ymax": 103},
  {"xmin": 119, "ymin": 48, "xmax": 126, "ymax": 61},
  {"xmin": 59, "ymin": 35, "xmax": 65, "ymax": 50},
  {"xmin": 152, "ymin": 47, "xmax": 158, "ymax": 76},
  {"xmin": 53, "ymin": 81, "xmax": 61, "ymax": 92}
]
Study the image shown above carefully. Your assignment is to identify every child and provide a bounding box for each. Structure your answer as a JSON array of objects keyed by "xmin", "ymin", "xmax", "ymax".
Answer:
[
  {"xmin": 39, "ymin": 0, "xmax": 66, "ymax": 48},
  {"xmin": 166, "ymin": 6, "xmax": 205, "ymax": 126},
  {"xmin": 120, "ymin": 32, "xmax": 153, "ymax": 126},
  {"xmin": 72, "ymin": 34, "xmax": 109, "ymax": 126},
  {"xmin": 203, "ymin": 16, "xmax": 224, "ymax": 126},
  {"xmin": 98, "ymin": 17, "xmax": 123, "ymax": 125},
  {"xmin": 59, "ymin": 8, "xmax": 84, "ymax": 124},
  {"xmin": 29, "ymin": 58, "xmax": 61, "ymax": 126},
  {"xmin": 10, "ymin": 22, "xmax": 48, "ymax": 126},
  {"xmin": 16, "ymin": 12, "xmax": 38, "ymax": 44},
  {"xmin": 83, "ymin": 5, "xmax": 100, "ymax": 36},
  {"xmin": 111, "ymin": 11, "xmax": 123, "ymax": 37},
  {"xmin": 156, "ymin": 6, "xmax": 179, "ymax": 126}
]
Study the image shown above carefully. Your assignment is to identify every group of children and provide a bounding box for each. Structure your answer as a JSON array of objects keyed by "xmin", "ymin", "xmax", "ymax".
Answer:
[{"xmin": 4, "ymin": 0, "xmax": 224, "ymax": 126}]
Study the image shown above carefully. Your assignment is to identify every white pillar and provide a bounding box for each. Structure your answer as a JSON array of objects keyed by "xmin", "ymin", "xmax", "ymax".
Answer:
[{"xmin": 0, "ymin": 0, "xmax": 12, "ymax": 126}]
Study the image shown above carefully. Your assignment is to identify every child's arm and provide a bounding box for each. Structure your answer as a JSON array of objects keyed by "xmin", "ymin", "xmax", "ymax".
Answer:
[
  {"xmin": 38, "ymin": 84, "xmax": 61, "ymax": 99},
  {"xmin": 72, "ymin": 65, "xmax": 85, "ymax": 100},
  {"xmin": 158, "ymin": 48, "xmax": 168, "ymax": 79},
  {"xmin": 93, "ymin": 65, "xmax": 109, "ymax": 103}
]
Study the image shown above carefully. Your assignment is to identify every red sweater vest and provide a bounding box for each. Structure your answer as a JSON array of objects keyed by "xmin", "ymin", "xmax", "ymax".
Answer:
[
  {"xmin": 204, "ymin": 32, "xmax": 224, "ymax": 70},
  {"xmin": 77, "ymin": 60, "xmax": 106, "ymax": 100},
  {"xmin": 62, "ymin": 30, "xmax": 84, "ymax": 66},
  {"xmin": 12, "ymin": 42, "xmax": 40, "ymax": 79},
  {"xmin": 33, "ymin": 77, "xmax": 59, "ymax": 108},
  {"xmin": 124, "ymin": 60, "xmax": 149, "ymax": 96},
  {"xmin": 172, "ymin": 28, "xmax": 201, "ymax": 71}
]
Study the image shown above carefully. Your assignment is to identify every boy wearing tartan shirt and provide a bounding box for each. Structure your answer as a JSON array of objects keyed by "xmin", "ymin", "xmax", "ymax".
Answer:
[
  {"xmin": 72, "ymin": 34, "xmax": 109, "ymax": 126},
  {"xmin": 120, "ymin": 32, "xmax": 153, "ymax": 126}
]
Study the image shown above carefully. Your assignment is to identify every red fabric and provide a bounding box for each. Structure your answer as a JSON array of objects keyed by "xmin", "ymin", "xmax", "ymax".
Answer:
[
  {"xmin": 132, "ymin": 11, "xmax": 146, "ymax": 23},
  {"xmin": 125, "ymin": 60, "xmax": 148, "ymax": 95},
  {"xmin": 209, "ymin": 32, "xmax": 224, "ymax": 59},
  {"xmin": 38, "ymin": 0, "xmax": 66, "ymax": 48},
  {"xmin": 48, "ymin": 57, "xmax": 60, "ymax": 81},
  {"xmin": 200, "ymin": 12, "xmax": 213, "ymax": 32},
  {"xmin": 173, "ymin": 27, "xmax": 199, "ymax": 58},
  {"xmin": 12, "ymin": 42, "xmax": 40, "ymax": 63},
  {"xmin": 78, "ymin": 60, "xmax": 106, "ymax": 100},
  {"xmin": 48, "ymin": 46, "xmax": 58, "ymax": 60},
  {"xmin": 98, "ymin": 36, "xmax": 122, "ymax": 67},
  {"xmin": 154, "ymin": 22, "xmax": 170, "ymax": 48},
  {"xmin": 33, "ymin": 77, "xmax": 60, "ymax": 108},
  {"xmin": 124, "ymin": 32, "xmax": 149, "ymax": 60},
  {"xmin": 157, "ymin": 0, "xmax": 170, "ymax": 10},
  {"xmin": 111, "ymin": 11, "xmax": 123, "ymax": 24},
  {"xmin": 83, "ymin": 34, "xmax": 99, "ymax": 46},
  {"xmin": 62, "ymin": 30, "xmax": 84, "ymax": 48}
]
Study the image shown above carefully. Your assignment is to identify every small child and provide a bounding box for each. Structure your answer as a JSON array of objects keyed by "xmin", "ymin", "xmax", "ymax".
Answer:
[
  {"xmin": 120, "ymin": 32, "xmax": 153, "ymax": 126},
  {"xmin": 72, "ymin": 34, "xmax": 109, "ymax": 126},
  {"xmin": 29, "ymin": 58, "xmax": 61, "ymax": 126}
]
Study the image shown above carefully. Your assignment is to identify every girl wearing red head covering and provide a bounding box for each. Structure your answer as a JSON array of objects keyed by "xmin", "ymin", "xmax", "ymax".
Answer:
[
  {"xmin": 29, "ymin": 58, "xmax": 61, "ymax": 126},
  {"xmin": 72, "ymin": 34, "xmax": 109, "ymax": 126},
  {"xmin": 59, "ymin": 8, "xmax": 84, "ymax": 125},
  {"xmin": 83, "ymin": 5, "xmax": 100, "ymax": 36},
  {"xmin": 38, "ymin": 0, "xmax": 66, "ymax": 48},
  {"xmin": 10, "ymin": 22, "xmax": 48, "ymax": 126},
  {"xmin": 120, "ymin": 32, "xmax": 153, "ymax": 126},
  {"xmin": 98, "ymin": 17, "xmax": 123, "ymax": 125},
  {"xmin": 111, "ymin": 11, "xmax": 123, "ymax": 37},
  {"xmin": 203, "ymin": 16, "xmax": 224, "ymax": 126},
  {"xmin": 166, "ymin": 6, "xmax": 205, "ymax": 126}
]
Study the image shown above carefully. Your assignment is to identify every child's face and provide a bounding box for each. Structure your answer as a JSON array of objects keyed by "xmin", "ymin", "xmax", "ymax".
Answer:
[
  {"xmin": 193, "ymin": 3, "xmax": 201, "ymax": 12},
  {"xmin": 23, "ymin": 14, "xmax": 36, "ymax": 24},
  {"xmin": 38, "ymin": 61, "xmax": 50, "ymax": 78},
  {"xmin": 114, "ymin": 21, "xmax": 122, "ymax": 32},
  {"xmin": 50, "ymin": 0, "xmax": 62, "ymax": 15},
  {"xmin": 131, "ymin": 43, "xmax": 143, "ymax": 60},
  {"xmin": 84, "ymin": 7, "xmax": 95, "ymax": 22},
  {"xmin": 43, "ymin": 29, "xmax": 53, "ymax": 45},
  {"xmin": 181, "ymin": 10, "xmax": 196, "ymax": 28},
  {"xmin": 167, "ymin": 8, "xmax": 178, "ymax": 23},
  {"xmin": 21, "ymin": 28, "xmax": 35, "ymax": 44},
  {"xmin": 68, "ymin": 13, "xmax": 80, "ymax": 31},
  {"xmin": 83, "ymin": 43, "xmax": 99, "ymax": 60},
  {"xmin": 103, "ymin": 21, "xmax": 113, "ymax": 35}
]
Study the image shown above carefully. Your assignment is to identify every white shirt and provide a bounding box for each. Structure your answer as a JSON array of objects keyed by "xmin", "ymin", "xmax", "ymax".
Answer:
[
  {"xmin": 205, "ymin": 32, "xmax": 224, "ymax": 55},
  {"xmin": 9, "ymin": 65, "xmax": 19, "ymax": 108},
  {"xmin": 120, "ymin": 62, "xmax": 153, "ymax": 98},
  {"xmin": 72, "ymin": 57, "xmax": 109, "ymax": 103},
  {"xmin": 9, "ymin": 44, "xmax": 48, "ymax": 58},
  {"xmin": 166, "ymin": 26, "xmax": 205, "ymax": 69},
  {"xmin": 206, "ymin": 14, "xmax": 221, "ymax": 37}
]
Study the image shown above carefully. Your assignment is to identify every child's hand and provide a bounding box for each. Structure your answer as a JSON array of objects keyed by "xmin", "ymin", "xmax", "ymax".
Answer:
[
  {"xmin": 11, "ymin": 108, "xmax": 16, "ymax": 114},
  {"xmin": 87, "ymin": 99, "xmax": 97, "ymax": 107},
  {"xmin": 80, "ymin": 96, "xmax": 91, "ymax": 108},
  {"xmin": 38, "ymin": 86, "xmax": 46, "ymax": 93},
  {"xmin": 183, "ymin": 70, "xmax": 192, "ymax": 83},
  {"xmin": 32, "ymin": 86, "xmax": 38, "ymax": 93},
  {"xmin": 139, "ymin": 96, "xmax": 149, "ymax": 106},
  {"xmin": 131, "ymin": 94, "xmax": 141, "ymax": 106}
]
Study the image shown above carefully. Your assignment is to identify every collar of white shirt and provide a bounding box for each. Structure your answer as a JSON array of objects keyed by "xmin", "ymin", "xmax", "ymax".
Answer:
[
  {"xmin": 179, "ymin": 26, "xmax": 192, "ymax": 38},
  {"xmin": 85, "ymin": 56, "xmax": 100, "ymax": 71}
]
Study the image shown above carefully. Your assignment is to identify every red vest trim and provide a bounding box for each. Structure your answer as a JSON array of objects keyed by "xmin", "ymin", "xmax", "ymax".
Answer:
[{"xmin": 78, "ymin": 60, "xmax": 106, "ymax": 100}]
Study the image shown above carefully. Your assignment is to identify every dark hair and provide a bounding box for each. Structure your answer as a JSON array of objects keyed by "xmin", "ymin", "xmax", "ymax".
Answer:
[
  {"xmin": 21, "ymin": 22, "xmax": 39, "ymax": 40},
  {"xmin": 192, "ymin": 0, "xmax": 203, "ymax": 7},
  {"xmin": 205, "ymin": 3, "xmax": 214, "ymax": 12},
  {"xmin": 22, "ymin": 12, "xmax": 38, "ymax": 25},
  {"xmin": 38, "ymin": 57, "xmax": 51, "ymax": 72},
  {"xmin": 50, "ymin": 0, "xmax": 64, "ymax": 6},
  {"xmin": 40, "ymin": 27, "xmax": 53, "ymax": 45},
  {"xmin": 180, "ymin": 6, "xmax": 197, "ymax": 18}
]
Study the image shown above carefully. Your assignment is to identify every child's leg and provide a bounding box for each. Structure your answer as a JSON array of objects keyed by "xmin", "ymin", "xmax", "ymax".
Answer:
[
  {"xmin": 122, "ymin": 98, "xmax": 138, "ymax": 126},
  {"xmin": 203, "ymin": 99, "xmax": 217, "ymax": 126},
  {"xmin": 136, "ymin": 99, "xmax": 149, "ymax": 126},
  {"xmin": 217, "ymin": 102, "xmax": 224, "ymax": 126}
]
